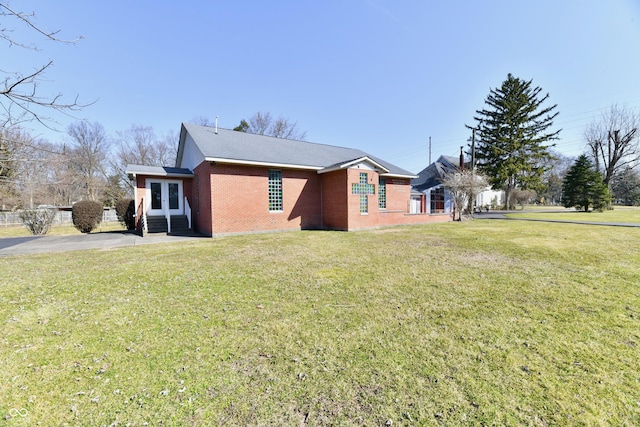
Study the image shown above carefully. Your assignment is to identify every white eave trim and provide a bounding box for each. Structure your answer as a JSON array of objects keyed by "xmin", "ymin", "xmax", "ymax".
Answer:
[
  {"xmin": 134, "ymin": 172, "xmax": 194, "ymax": 178},
  {"xmin": 125, "ymin": 168, "xmax": 194, "ymax": 179},
  {"xmin": 381, "ymin": 173, "xmax": 418, "ymax": 179},
  {"xmin": 205, "ymin": 157, "xmax": 323, "ymax": 171}
]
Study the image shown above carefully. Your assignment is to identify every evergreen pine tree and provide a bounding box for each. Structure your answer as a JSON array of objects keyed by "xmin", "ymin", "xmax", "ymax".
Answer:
[
  {"xmin": 470, "ymin": 74, "xmax": 560, "ymax": 209},
  {"xmin": 562, "ymin": 154, "xmax": 611, "ymax": 211}
]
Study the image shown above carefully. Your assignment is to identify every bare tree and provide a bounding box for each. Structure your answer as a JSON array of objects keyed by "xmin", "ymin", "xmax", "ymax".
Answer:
[
  {"xmin": 235, "ymin": 112, "xmax": 307, "ymax": 140},
  {"xmin": 157, "ymin": 130, "xmax": 179, "ymax": 165},
  {"xmin": 249, "ymin": 112, "xmax": 272, "ymax": 135},
  {"xmin": 0, "ymin": 3, "xmax": 86, "ymax": 128},
  {"xmin": 12, "ymin": 133, "xmax": 55, "ymax": 208},
  {"xmin": 442, "ymin": 170, "xmax": 488, "ymax": 220},
  {"xmin": 190, "ymin": 116, "xmax": 215, "ymax": 127},
  {"xmin": 585, "ymin": 105, "xmax": 640, "ymax": 185},
  {"xmin": 0, "ymin": 127, "xmax": 20, "ymax": 207},
  {"xmin": 539, "ymin": 150, "xmax": 574, "ymax": 205},
  {"xmin": 115, "ymin": 125, "xmax": 158, "ymax": 166},
  {"xmin": 113, "ymin": 125, "xmax": 178, "ymax": 190},
  {"xmin": 0, "ymin": 127, "xmax": 77, "ymax": 208},
  {"xmin": 0, "ymin": 128, "xmax": 16, "ymax": 173},
  {"xmin": 67, "ymin": 121, "xmax": 109, "ymax": 201},
  {"xmin": 48, "ymin": 147, "xmax": 79, "ymax": 206}
]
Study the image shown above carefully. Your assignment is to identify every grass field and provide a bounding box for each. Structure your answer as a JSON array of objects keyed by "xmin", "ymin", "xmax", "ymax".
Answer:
[
  {"xmin": 1, "ymin": 220, "xmax": 639, "ymax": 425},
  {"xmin": 507, "ymin": 205, "xmax": 640, "ymax": 223}
]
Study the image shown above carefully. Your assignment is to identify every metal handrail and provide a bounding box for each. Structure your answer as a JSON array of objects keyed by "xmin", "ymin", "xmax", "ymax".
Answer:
[{"xmin": 184, "ymin": 196, "xmax": 191, "ymax": 229}]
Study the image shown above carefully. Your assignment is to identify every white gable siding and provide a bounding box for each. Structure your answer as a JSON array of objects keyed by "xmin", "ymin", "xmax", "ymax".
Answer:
[
  {"xmin": 179, "ymin": 132, "xmax": 206, "ymax": 170},
  {"xmin": 352, "ymin": 162, "xmax": 376, "ymax": 171}
]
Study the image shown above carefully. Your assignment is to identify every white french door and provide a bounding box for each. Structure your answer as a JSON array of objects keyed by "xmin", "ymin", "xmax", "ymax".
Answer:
[{"xmin": 146, "ymin": 179, "xmax": 183, "ymax": 216}]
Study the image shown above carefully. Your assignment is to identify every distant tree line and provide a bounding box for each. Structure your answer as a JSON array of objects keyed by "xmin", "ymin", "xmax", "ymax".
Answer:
[{"xmin": 0, "ymin": 123, "xmax": 179, "ymax": 210}]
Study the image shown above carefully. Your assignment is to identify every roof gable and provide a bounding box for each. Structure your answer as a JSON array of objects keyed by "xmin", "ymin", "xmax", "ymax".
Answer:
[{"xmin": 318, "ymin": 156, "xmax": 390, "ymax": 174}]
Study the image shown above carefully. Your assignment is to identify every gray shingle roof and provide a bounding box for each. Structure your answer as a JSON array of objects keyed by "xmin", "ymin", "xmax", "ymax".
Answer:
[
  {"xmin": 411, "ymin": 155, "xmax": 460, "ymax": 191},
  {"xmin": 180, "ymin": 123, "xmax": 416, "ymax": 177},
  {"xmin": 125, "ymin": 164, "xmax": 193, "ymax": 178}
]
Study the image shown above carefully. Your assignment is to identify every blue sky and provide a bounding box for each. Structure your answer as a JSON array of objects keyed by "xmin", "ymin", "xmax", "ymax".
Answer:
[{"xmin": 6, "ymin": 1, "xmax": 640, "ymax": 173}]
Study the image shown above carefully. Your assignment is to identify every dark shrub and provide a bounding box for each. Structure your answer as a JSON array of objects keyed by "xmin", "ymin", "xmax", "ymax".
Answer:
[
  {"xmin": 72, "ymin": 200, "xmax": 104, "ymax": 233},
  {"xmin": 19, "ymin": 208, "xmax": 57, "ymax": 235},
  {"xmin": 115, "ymin": 198, "xmax": 136, "ymax": 230}
]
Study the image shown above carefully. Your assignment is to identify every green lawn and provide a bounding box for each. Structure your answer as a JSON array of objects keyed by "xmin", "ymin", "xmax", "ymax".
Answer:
[
  {"xmin": 507, "ymin": 205, "xmax": 640, "ymax": 223},
  {"xmin": 0, "ymin": 221, "xmax": 125, "ymax": 238},
  {"xmin": 1, "ymin": 221, "xmax": 639, "ymax": 425}
]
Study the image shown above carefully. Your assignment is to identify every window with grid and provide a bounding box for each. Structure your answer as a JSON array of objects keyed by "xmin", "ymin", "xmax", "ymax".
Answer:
[
  {"xmin": 268, "ymin": 170, "xmax": 283, "ymax": 212},
  {"xmin": 378, "ymin": 177, "xmax": 386, "ymax": 209},
  {"xmin": 430, "ymin": 187, "xmax": 445, "ymax": 213}
]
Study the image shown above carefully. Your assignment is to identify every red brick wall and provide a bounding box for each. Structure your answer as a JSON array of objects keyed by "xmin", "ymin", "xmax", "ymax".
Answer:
[
  {"xmin": 384, "ymin": 178, "xmax": 411, "ymax": 212},
  {"xmin": 320, "ymin": 169, "xmax": 349, "ymax": 230},
  {"xmin": 207, "ymin": 163, "xmax": 322, "ymax": 235},
  {"xmin": 348, "ymin": 172, "xmax": 452, "ymax": 230},
  {"xmin": 319, "ymin": 168, "xmax": 452, "ymax": 231},
  {"xmin": 346, "ymin": 168, "xmax": 379, "ymax": 230},
  {"xmin": 193, "ymin": 162, "xmax": 213, "ymax": 236}
]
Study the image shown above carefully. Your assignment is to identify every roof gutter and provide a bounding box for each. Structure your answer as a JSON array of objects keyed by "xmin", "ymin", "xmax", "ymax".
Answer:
[
  {"xmin": 205, "ymin": 157, "xmax": 323, "ymax": 171},
  {"xmin": 381, "ymin": 172, "xmax": 419, "ymax": 179}
]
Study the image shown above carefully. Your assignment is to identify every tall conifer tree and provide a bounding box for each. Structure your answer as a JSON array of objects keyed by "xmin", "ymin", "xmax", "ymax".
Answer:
[{"xmin": 470, "ymin": 74, "xmax": 560, "ymax": 209}]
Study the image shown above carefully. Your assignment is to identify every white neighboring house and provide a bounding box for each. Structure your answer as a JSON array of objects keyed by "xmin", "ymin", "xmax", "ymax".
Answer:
[{"xmin": 411, "ymin": 155, "xmax": 504, "ymax": 214}]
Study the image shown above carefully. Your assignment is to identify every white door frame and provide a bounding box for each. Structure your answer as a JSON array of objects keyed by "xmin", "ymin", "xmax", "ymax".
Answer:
[
  {"xmin": 145, "ymin": 179, "xmax": 183, "ymax": 216},
  {"xmin": 410, "ymin": 195, "xmax": 421, "ymax": 214}
]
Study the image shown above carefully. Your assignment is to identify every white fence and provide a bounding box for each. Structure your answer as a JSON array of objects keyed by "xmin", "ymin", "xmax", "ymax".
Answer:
[{"xmin": 0, "ymin": 209, "xmax": 119, "ymax": 227}]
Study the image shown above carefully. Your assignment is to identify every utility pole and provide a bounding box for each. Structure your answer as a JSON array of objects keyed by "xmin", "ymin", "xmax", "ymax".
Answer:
[
  {"xmin": 471, "ymin": 129, "xmax": 476, "ymax": 171},
  {"xmin": 428, "ymin": 136, "xmax": 431, "ymax": 164},
  {"xmin": 470, "ymin": 129, "xmax": 477, "ymax": 216}
]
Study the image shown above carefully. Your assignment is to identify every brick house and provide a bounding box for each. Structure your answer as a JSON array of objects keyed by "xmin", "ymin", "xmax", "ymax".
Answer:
[{"xmin": 126, "ymin": 123, "xmax": 451, "ymax": 236}]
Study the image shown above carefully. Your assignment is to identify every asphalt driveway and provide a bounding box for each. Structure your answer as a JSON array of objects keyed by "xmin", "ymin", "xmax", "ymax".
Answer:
[{"xmin": 0, "ymin": 232, "xmax": 206, "ymax": 257}]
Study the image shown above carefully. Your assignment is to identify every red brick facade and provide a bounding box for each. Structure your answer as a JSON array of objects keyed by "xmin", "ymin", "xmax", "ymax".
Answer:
[
  {"xmin": 320, "ymin": 169, "xmax": 349, "ymax": 230},
  {"xmin": 188, "ymin": 162, "xmax": 449, "ymax": 236},
  {"xmin": 133, "ymin": 161, "xmax": 450, "ymax": 236},
  {"xmin": 196, "ymin": 163, "xmax": 323, "ymax": 235}
]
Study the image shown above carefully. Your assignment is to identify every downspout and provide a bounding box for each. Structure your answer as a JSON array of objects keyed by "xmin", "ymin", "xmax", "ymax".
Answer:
[{"xmin": 320, "ymin": 177, "xmax": 323, "ymax": 230}]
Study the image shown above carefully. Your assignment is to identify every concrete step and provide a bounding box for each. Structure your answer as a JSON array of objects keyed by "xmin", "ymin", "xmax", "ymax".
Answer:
[{"xmin": 146, "ymin": 215, "xmax": 191, "ymax": 234}]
